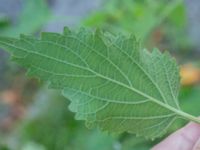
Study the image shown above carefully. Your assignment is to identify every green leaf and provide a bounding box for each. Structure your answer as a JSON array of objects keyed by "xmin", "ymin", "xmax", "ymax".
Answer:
[{"xmin": 0, "ymin": 27, "xmax": 199, "ymax": 139}]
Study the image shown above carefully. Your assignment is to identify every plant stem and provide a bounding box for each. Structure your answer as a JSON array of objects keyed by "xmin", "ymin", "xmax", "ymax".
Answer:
[{"xmin": 178, "ymin": 111, "xmax": 200, "ymax": 124}]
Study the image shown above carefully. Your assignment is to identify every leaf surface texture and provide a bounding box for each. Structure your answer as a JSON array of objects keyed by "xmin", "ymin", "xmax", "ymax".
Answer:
[{"xmin": 0, "ymin": 28, "xmax": 195, "ymax": 139}]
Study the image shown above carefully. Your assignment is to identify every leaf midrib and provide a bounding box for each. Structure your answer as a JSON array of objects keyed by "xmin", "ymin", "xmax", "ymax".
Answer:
[
  {"xmin": 0, "ymin": 40, "xmax": 192, "ymax": 121},
  {"xmin": 111, "ymin": 42, "xmax": 169, "ymax": 105},
  {"xmin": 66, "ymin": 35, "xmax": 170, "ymax": 106},
  {"xmin": 25, "ymin": 35, "xmax": 175, "ymax": 108}
]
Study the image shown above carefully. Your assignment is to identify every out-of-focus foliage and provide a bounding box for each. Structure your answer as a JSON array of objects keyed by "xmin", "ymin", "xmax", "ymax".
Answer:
[
  {"xmin": 121, "ymin": 136, "xmax": 155, "ymax": 150},
  {"xmin": 180, "ymin": 64, "xmax": 200, "ymax": 86},
  {"xmin": 83, "ymin": 0, "xmax": 188, "ymax": 50},
  {"xmin": 180, "ymin": 86, "xmax": 200, "ymax": 116},
  {"xmin": 4, "ymin": 84, "xmax": 199, "ymax": 150},
  {"xmin": 7, "ymin": 88, "xmax": 117, "ymax": 150},
  {"xmin": 0, "ymin": 14, "xmax": 9, "ymax": 28},
  {"xmin": 0, "ymin": 0, "xmax": 51, "ymax": 148},
  {"xmin": 0, "ymin": 0, "xmax": 51, "ymax": 36},
  {"xmin": 0, "ymin": 0, "xmax": 51, "ymax": 89}
]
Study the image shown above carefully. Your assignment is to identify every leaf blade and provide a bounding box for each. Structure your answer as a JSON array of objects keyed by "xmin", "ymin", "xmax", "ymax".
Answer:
[{"xmin": 0, "ymin": 27, "xmax": 199, "ymax": 139}]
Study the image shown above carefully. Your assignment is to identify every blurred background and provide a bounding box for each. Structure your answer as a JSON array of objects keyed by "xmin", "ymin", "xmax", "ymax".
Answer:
[{"xmin": 0, "ymin": 0, "xmax": 200, "ymax": 149}]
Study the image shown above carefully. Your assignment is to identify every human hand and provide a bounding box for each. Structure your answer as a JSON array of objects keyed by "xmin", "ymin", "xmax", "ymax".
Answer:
[{"xmin": 152, "ymin": 122, "xmax": 200, "ymax": 150}]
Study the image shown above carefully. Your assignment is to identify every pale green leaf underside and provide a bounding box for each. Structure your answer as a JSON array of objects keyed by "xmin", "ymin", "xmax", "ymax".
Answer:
[{"xmin": 0, "ymin": 27, "xmax": 199, "ymax": 139}]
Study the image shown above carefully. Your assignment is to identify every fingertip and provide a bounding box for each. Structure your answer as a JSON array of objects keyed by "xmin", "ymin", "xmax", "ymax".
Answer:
[
  {"xmin": 152, "ymin": 121, "xmax": 200, "ymax": 150},
  {"xmin": 180, "ymin": 122, "xmax": 200, "ymax": 142}
]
